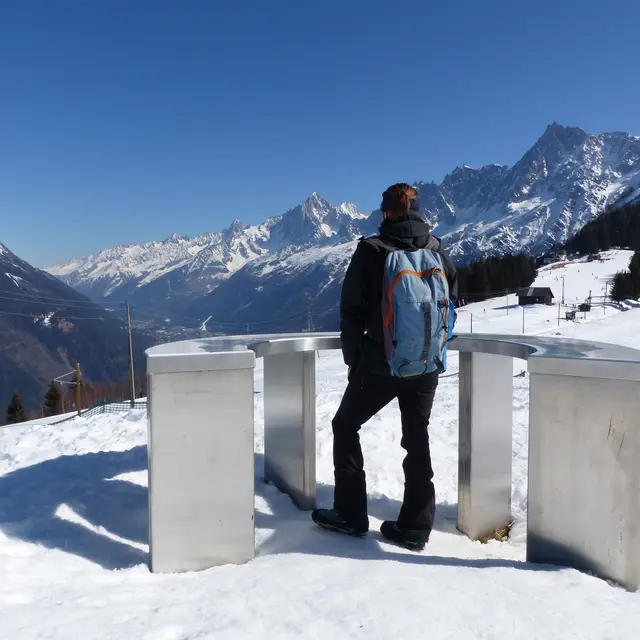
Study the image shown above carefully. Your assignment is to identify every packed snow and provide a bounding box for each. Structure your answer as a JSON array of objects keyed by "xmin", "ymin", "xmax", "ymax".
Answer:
[{"xmin": 2, "ymin": 250, "xmax": 640, "ymax": 639}]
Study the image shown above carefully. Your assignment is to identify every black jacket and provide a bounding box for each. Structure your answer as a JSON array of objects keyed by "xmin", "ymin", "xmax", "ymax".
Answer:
[{"xmin": 339, "ymin": 214, "xmax": 458, "ymax": 376}]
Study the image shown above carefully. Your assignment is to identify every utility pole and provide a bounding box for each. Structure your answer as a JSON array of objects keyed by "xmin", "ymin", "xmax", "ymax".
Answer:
[
  {"xmin": 506, "ymin": 290, "xmax": 509, "ymax": 315},
  {"xmin": 307, "ymin": 309, "xmax": 314, "ymax": 333},
  {"xmin": 470, "ymin": 313, "xmax": 473, "ymax": 334},
  {"xmin": 522, "ymin": 306, "xmax": 525, "ymax": 334},
  {"xmin": 604, "ymin": 282, "xmax": 608, "ymax": 315},
  {"xmin": 557, "ymin": 301, "xmax": 561, "ymax": 326},
  {"xmin": 75, "ymin": 363, "xmax": 82, "ymax": 416},
  {"xmin": 561, "ymin": 276, "xmax": 565, "ymax": 305},
  {"xmin": 126, "ymin": 301, "xmax": 136, "ymax": 408}
]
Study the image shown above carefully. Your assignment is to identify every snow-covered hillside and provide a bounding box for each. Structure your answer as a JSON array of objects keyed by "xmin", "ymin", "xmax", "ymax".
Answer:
[
  {"xmin": 453, "ymin": 249, "xmax": 636, "ymax": 335},
  {"xmin": 2, "ymin": 255, "xmax": 640, "ymax": 639},
  {"xmin": 0, "ymin": 241, "xmax": 153, "ymax": 411},
  {"xmin": 188, "ymin": 240, "xmax": 359, "ymax": 333}
]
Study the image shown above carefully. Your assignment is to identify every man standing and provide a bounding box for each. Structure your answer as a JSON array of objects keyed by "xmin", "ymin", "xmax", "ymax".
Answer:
[{"xmin": 312, "ymin": 183, "xmax": 458, "ymax": 551}]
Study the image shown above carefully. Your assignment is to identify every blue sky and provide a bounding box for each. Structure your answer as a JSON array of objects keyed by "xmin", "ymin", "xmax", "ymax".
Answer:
[{"xmin": 1, "ymin": 0, "xmax": 639, "ymax": 267}]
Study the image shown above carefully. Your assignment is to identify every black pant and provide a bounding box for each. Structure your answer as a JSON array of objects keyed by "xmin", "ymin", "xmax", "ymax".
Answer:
[{"xmin": 331, "ymin": 368, "xmax": 439, "ymax": 539}]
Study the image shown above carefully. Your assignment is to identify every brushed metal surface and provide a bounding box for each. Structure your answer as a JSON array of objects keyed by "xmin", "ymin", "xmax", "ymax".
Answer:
[
  {"xmin": 527, "ymin": 355, "xmax": 640, "ymax": 381},
  {"xmin": 458, "ymin": 352, "xmax": 513, "ymax": 540},
  {"xmin": 146, "ymin": 331, "xmax": 640, "ymax": 373},
  {"xmin": 146, "ymin": 331, "xmax": 640, "ymax": 372},
  {"xmin": 147, "ymin": 368, "xmax": 255, "ymax": 573},
  {"xmin": 452, "ymin": 333, "xmax": 640, "ymax": 367},
  {"xmin": 147, "ymin": 349, "xmax": 255, "ymax": 375},
  {"xmin": 251, "ymin": 335, "xmax": 340, "ymax": 357},
  {"xmin": 528, "ymin": 371, "xmax": 640, "ymax": 591},
  {"xmin": 263, "ymin": 351, "xmax": 316, "ymax": 510}
]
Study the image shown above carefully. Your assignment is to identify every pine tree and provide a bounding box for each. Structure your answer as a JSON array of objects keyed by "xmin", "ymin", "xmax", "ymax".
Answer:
[
  {"xmin": 597, "ymin": 224, "xmax": 611, "ymax": 252},
  {"xmin": 611, "ymin": 273, "xmax": 632, "ymax": 302},
  {"xmin": 455, "ymin": 253, "xmax": 537, "ymax": 305},
  {"xmin": 610, "ymin": 249, "xmax": 640, "ymax": 302},
  {"xmin": 6, "ymin": 392, "xmax": 27, "ymax": 424},
  {"xmin": 565, "ymin": 203, "xmax": 640, "ymax": 254},
  {"xmin": 629, "ymin": 249, "xmax": 640, "ymax": 278},
  {"xmin": 583, "ymin": 225, "xmax": 600, "ymax": 254},
  {"xmin": 43, "ymin": 381, "xmax": 62, "ymax": 417}
]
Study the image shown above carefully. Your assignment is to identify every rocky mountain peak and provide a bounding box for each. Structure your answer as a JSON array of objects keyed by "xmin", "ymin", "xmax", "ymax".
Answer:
[
  {"xmin": 529, "ymin": 122, "xmax": 589, "ymax": 160},
  {"xmin": 299, "ymin": 192, "xmax": 333, "ymax": 220},
  {"xmin": 165, "ymin": 232, "xmax": 190, "ymax": 243},
  {"xmin": 224, "ymin": 219, "xmax": 248, "ymax": 237}
]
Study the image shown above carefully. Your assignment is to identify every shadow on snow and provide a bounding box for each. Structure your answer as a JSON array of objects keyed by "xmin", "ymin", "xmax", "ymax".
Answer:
[
  {"xmin": 253, "ymin": 455, "xmax": 560, "ymax": 574},
  {"xmin": 0, "ymin": 446, "xmax": 149, "ymax": 570},
  {"xmin": 0, "ymin": 446, "xmax": 562, "ymax": 575}
]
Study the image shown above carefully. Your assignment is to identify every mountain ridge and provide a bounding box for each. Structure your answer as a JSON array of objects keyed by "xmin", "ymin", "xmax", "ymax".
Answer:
[
  {"xmin": 47, "ymin": 123, "xmax": 640, "ymax": 326},
  {"xmin": 49, "ymin": 192, "xmax": 367, "ymax": 314}
]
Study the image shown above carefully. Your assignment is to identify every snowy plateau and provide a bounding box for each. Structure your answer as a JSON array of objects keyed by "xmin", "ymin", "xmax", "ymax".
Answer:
[
  {"xmin": 47, "ymin": 123, "xmax": 640, "ymax": 328},
  {"xmin": 2, "ymin": 251, "xmax": 640, "ymax": 639}
]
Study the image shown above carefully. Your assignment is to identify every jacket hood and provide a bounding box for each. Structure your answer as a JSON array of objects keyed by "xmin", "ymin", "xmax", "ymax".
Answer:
[{"xmin": 378, "ymin": 213, "xmax": 432, "ymax": 250}]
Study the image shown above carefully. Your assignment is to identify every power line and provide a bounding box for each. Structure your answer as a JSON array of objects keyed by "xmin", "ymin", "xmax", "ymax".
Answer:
[
  {"xmin": 0, "ymin": 292, "xmax": 127, "ymax": 311},
  {"xmin": 0, "ymin": 282, "xmax": 343, "ymax": 331},
  {"xmin": 0, "ymin": 286, "xmax": 339, "ymax": 329},
  {"xmin": 0, "ymin": 308, "xmax": 124, "ymax": 321},
  {"xmin": 0, "ymin": 287, "xmax": 127, "ymax": 307},
  {"xmin": 0, "ymin": 303, "xmax": 340, "ymax": 329}
]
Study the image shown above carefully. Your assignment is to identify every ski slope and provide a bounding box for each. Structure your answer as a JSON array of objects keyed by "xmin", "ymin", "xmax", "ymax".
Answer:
[
  {"xmin": 1, "ymin": 250, "xmax": 640, "ymax": 639},
  {"xmin": 454, "ymin": 249, "xmax": 638, "ymax": 336}
]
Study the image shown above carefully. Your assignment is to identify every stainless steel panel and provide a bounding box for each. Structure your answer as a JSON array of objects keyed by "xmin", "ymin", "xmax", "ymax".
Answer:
[
  {"xmin": 527, "ymin": 356, "xmax": 640, "ymax": 381},
  {"xmin": 144, "ymin": 329, "xmax": 640, "ymax": 577},
  {"xmin": 145, "ymin": 331, "xmax": 640, "ymax": 374},
  {"xmin": 451, "ymin": 333, "xmax": 640, "ymax": 369},
  {"xmin": 451, "ymin": 334, "xmax": 535, "ymax": 360},
  {"xmin": 263, "ymin": 351, "xmax": 316, "ymax": 510},
  {"xmin": 251, "ymin": 335, "xmax": 340, "ymax": 357},
  {"xmin": 527, "ymin": 371, "xmax": 640, "ymax": 591},
  {"xmin": 458, "ymin": 352, "xmax": 513, "ymax": 540},
  {"xmin": 147, "ymin": 367, "xmax": 255, "ymax": 573},
  {"xmin": 146, "ymin": 332, "xmax": 341, "ymax": 358},
  {"xmin": 147, "ymin": 349, "xmax": 255, "ymax": 374}
]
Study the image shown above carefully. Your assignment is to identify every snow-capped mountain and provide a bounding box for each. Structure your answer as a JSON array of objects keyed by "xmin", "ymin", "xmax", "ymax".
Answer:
[
  {"xmin": 47, "ymin": 123, "xmax": 640, "ymax": 329},
  {"xmin": 48, "ymin": 193, "xmax": 367, "ymax": 316},
  {"xmin": 417, "ymin": 123, "xmax": 640, "ymax": 258},
  {"xmin": 0, "ymin": 242, "xmax": 154, "ymax": 411},
  {"xmin": 186, "ymin": 241, "xmax": 358, "ymax": 334}
]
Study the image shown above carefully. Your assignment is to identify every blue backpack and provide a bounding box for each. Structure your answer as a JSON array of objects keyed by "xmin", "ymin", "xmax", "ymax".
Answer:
[{"xmin": 367, "ymin": 237, "xmax": 456, "ymax": 377}]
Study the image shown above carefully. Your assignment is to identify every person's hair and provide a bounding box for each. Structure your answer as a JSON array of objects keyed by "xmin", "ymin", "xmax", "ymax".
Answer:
[{"xmin": 380, "ymin": 183, "xmax": 419, "ymax": 220}]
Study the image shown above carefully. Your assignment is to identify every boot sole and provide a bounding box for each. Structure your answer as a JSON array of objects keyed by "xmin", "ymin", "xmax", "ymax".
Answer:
[
  {"xmin": 313, "ymin": 520, "xmax": 368, "ymax": 538},
  {"xmin": 380, "ymin": 532, "xmax": 426, "ymax": 552}
]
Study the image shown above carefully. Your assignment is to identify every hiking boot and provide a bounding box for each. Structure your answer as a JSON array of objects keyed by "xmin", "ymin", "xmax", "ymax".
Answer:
[
  {"xmin": 380, "ymin": 520, "xmax": 427, "ymax": 551},
  {"xmin": 312, "ymin": 508, "xmax": 368, "ymax": 537}
]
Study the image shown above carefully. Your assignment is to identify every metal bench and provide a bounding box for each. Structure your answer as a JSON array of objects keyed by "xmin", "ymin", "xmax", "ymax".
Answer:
[{"xmin": 146, "ymin": 332, "xmax": 640, "ymax": 590}]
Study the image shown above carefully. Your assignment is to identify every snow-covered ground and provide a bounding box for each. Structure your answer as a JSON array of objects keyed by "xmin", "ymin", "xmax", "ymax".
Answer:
[
  {"xmin": 2, "ymin": 250, "xmax": 640, "ymax": 639},
  {"xmin": 454, "ymin": 249, "xmax": 639, "ymax": 336},
  {"xmin": 22, "ymin": 399, "xmax": 148, "ymax": 427}
]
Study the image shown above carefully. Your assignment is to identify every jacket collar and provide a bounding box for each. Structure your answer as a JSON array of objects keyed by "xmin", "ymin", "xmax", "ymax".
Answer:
[{"xmin": 378, "ymin": 213, "xmax": 432, "ymax": 249}]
